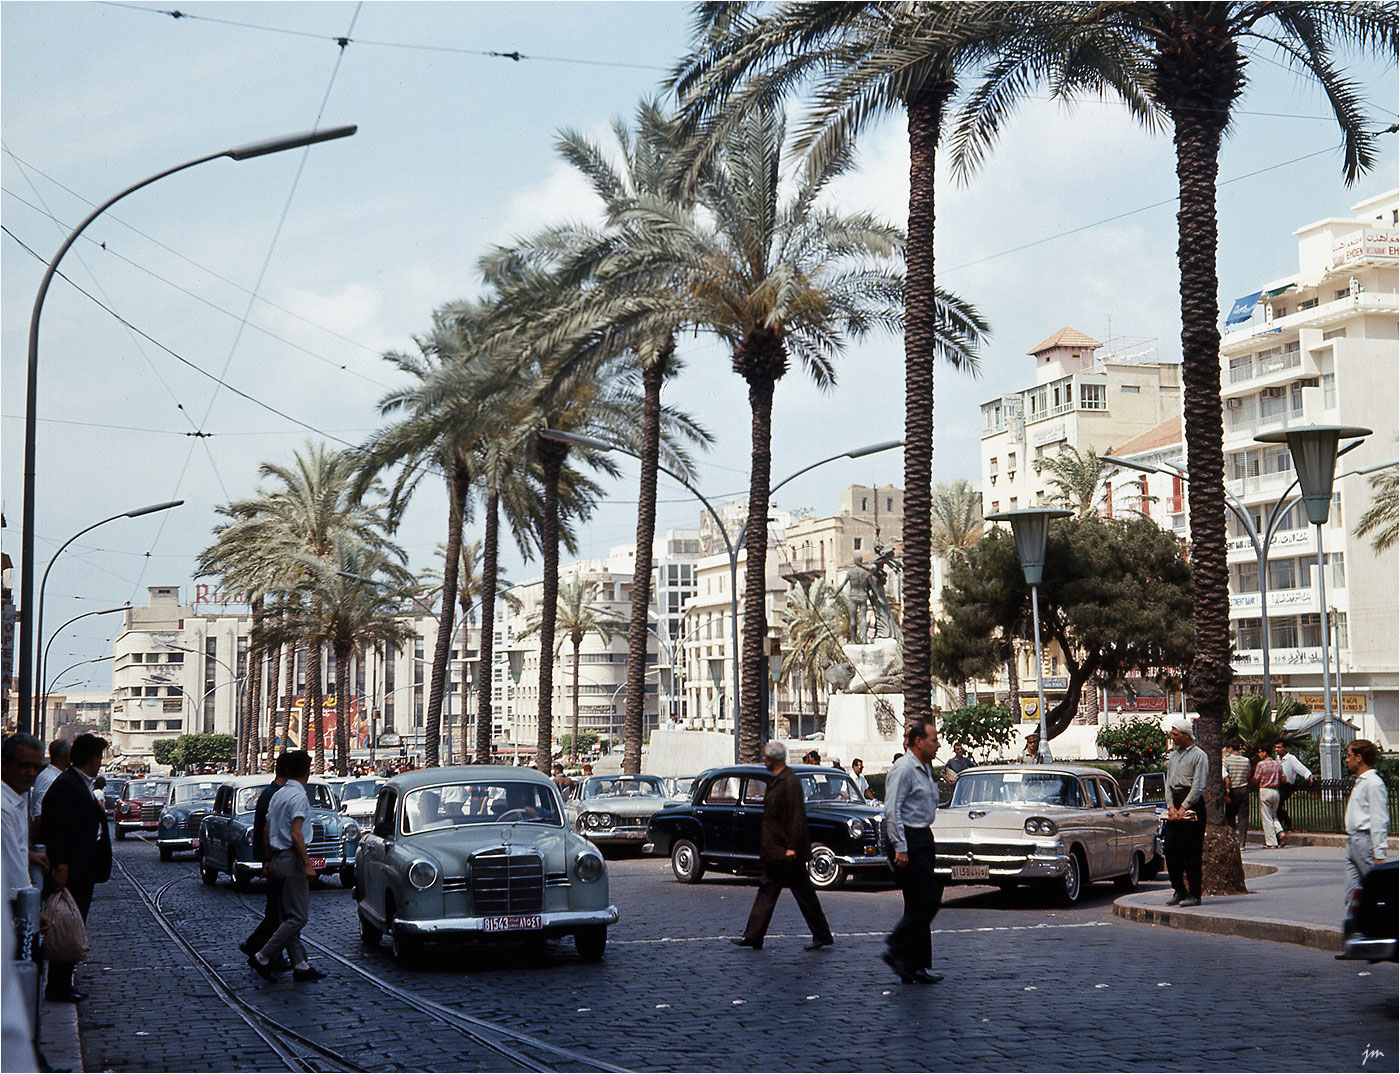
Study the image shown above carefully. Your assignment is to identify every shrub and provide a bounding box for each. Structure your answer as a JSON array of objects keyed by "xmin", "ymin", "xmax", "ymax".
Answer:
[{"xmin": 1097, "ymin": 718, "xmax": 1169, "ymax": 774}]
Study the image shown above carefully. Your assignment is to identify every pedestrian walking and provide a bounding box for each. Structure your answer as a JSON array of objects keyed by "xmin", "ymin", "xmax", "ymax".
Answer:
[
  {"xmin": 1274, "ymin": 740, "xmax": 1315, "ymax": 839},
  {"xmin": 28, "ymin": 740, "xmax": 69, "ymax": 823},
  {"xmin": 882, "ymin": 718, "xmax": 943, "ymax": 985},
  {"xmin": 1223, "ymin": 738, "xmax": 1251, "ymax": 850},
  {"xmin": 732, "ymin": 741, "xmax": 834, "ymax": 952},
  {"xmin": 39, "ymin": 733, "xmax": 112, "ymax": 1003},
  {"xmin": 1163, "ymin": 717, "xmax": 1207, "ymax": 907},
  {"xmin": 249, "ymin": 751, "xmax": 325, "ymax": 982},
  {"xmin": 1343, "ymin": 739, "xmax": 1389, "ymax": 906},
  {"xmin": 1253, "ymin": 746, "xmax": 1285, "ymax": 849},
  {"xmin": 239, "ymin": 756, "xmax": 290, "ymax": 966}
]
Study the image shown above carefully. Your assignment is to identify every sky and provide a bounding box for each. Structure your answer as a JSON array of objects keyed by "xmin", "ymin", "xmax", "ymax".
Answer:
[{"xmin": 3, "ymin": 1, "xmax": 1397, "ymax": 696}]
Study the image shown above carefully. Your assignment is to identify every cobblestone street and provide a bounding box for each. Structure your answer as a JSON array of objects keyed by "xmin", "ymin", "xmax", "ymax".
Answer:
[{"xmin": 69, "ymin": 838, "xmax": 1397, "ymax": 1072}]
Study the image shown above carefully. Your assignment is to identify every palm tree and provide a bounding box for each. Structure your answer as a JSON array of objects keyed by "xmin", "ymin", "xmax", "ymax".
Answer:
[
  {"xmin": 931, "ymin": 479, "xmax": 984, "ymax": 564},
  {"xmin": 1354, "ymin": 465, "xmax": 1398, "ymax": 552},
  {"xmin": 671, "ymin": 2, "xmax": 1030, "ymax": 731},
  {"xmin": 779, "ymin": 579, "xmax": 850, "ymax": 726},
  {"xmin": 949, "ymin": 1, "xmax": 1397, "ymax": 836},
  {"xmin": 518, "ymin": 578, "xmax": 628, "ymax": 763},
  {"xmin": 1224, "ymin": 692, "xmax": 1308, "ymax": 758},
  {"xmin": 1037, "ymin": 444, "xmax": 1108, "ymax": 519}
]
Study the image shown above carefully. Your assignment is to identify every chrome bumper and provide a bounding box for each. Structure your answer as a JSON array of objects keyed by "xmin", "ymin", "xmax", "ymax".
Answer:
[
  {"xmin": 583, "ymin": 829, "xmax": 648, "ymax": 844},
  {"xmin": 833, "ymin": 852, "xmax": 893, "ymax": 871},
  {"xmin": 397, "ymin": 906, "xmax": 620, "ymax": 937},
  {"xmin": 157, "ymin": 837, "xmax": 197, "ymax": 850},
  {"xmin": 936, "ymin": 846, "xmax": 1069, "ymax": 881}
]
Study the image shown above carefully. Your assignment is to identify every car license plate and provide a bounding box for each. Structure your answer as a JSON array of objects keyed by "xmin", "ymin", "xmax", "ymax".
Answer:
[
  {"xmin": 951, "ymin": 864, "xmax": 990, "ymax": 881},
  {"xmin": 308, "ymin": 858, "xmax": 326, "ymax": 869},
  {"xmin": 484, "ymin": 914, "xmax": 543, "ymax": 933},
  {"xmin": 190, "ymin": 837, "xmax": 199, "ymax": 849}
]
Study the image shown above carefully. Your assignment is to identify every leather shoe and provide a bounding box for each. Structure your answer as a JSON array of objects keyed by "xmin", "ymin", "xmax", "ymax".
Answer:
[
  {"xmin": 1180, "ymin": 895, "xmax": 1201, "ymax": 907},
  {"xmin": 803, "ymin": 939, "xmax": 834, "ymax": 951},
  {"xmin": 44, "ymin": 990, "xmax": 85, "ymax": 1004},
  {"xmin": 911, "ymin": 969, "xmax": 944, "ymax": 984},
  {"xmin": 248, "ymin": 953, "xmax": 279, "ymax": 980},
  {"xmin": 881, "ymin": 951, "xmax": 915, "ymax": 984},
  {"xmin": 1165, "ymin": 891, "xmax": 1184, "ymax": 906},
  {"xmin": 730, "ymin": 937, "xmax": 763, "ymax": 950},
  {"xmin": 293, "ymin": 966, "xmax": 327, "ymax": 982}
]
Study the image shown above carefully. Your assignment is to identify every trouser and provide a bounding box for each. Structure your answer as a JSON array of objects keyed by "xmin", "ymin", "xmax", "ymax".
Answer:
[
  {"xmin": 886, "ymin": 827, "xmax": 942, "ymax": 971},
  {"xmin": 1164, "ymin": 790, "xmax": 1205, "ymax": 897},
  {"xmin": 1224, "ymin": 788, "xmax": 1249, "ymax": 849},
  {"xmin": 1258, "ymin": 788, "xmax": 1281, "ymax": 847},
  {"xmin": 243, "ymin": 870, "xmax": 281, "ymax": 953},
  {"xmin": 45, "ymin": 880, "xmax": 94, "ymax": 997},
  {"xmin": 257, "ymin": 852, "xmax": 309, "ymax": 967},
  {"xmin": 1277, "ymin": 783, "xmax": 1296, "ymax": 831},
  {"xmin": 741, "ymin": 859, "xmax": 833, "ymax": 944},
  {"xmin": 1344, "ymin": 832, "xmax": 1375, "ymax": 910}
]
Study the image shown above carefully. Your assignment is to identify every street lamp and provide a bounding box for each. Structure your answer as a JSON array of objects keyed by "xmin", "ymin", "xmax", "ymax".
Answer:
[
  {"xmin": 540, "ymin": 428, "xmax": 903, "ymax": 762},
  {"xmin": 16, "ymin": 124, "xmax": 357, "ymax": 733},
  {"xmin": 1255, "ymin": 425, "xmax": 1371, "ymax": 775},
  {"xmin": 983, "ymin": 508, "xmax": 1072, "ymax": 758},
  {"xmin": 37, "ymin": 604, "xmax": 129, "ymax": 730}
]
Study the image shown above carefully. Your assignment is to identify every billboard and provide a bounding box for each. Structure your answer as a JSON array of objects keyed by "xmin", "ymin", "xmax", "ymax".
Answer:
[{"xmin": 270, "ymin": 695, "xmax": 368, "ymax": 752}]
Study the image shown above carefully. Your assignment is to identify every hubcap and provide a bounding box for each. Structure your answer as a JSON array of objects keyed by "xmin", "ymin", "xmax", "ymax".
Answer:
[
  {"xmin": 810, "ymin": 849, "xmax": 838, "ymax": 884},
  {"xmin": 675, "ymin": 845, "xmax": 693, "ymax": 875}
]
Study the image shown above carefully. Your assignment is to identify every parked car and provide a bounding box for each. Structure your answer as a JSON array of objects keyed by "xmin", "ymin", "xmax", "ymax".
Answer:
[
  {"xmin": 565, "ymin": 775, "xmax": 675, "ymax": 851},
  {"xmin": 114, "ymin": 778, "xmax": 173, "ymax": 840},
  {"xmin": 644, "ymin": 764, "xmax": 889, "ymax": 891},
  {"xmin": 353, "ymin": 766, "xmax": 617, "ymax": 964},
  {"xmin": 338, "ymin": 777, "xmax": 386, "ymax": 827},
  {"xmin": 1127, "ymin": 771, "xmax": 1168, "ymax": 879},
  {"xmin": 156, "ymin": 777, "xmax": 222, "ymax": 861},
  {"xmin": 1340, "ymin": 860, "xmax": 1397, "ymax": 963},
  {"xmin": 101, "ymin": 776, "xmax": 129, "ymax": 819},
  {"xmin": 934, "ymin": 765, "xmax": 1160, "ymax": 905},
  {"xmin": 197, "ymin": 775, "xmax": 360, "ymax": 889},
  {"xmin": 664, "ymin": 776, "xmax": 698, "ymax": 803}
]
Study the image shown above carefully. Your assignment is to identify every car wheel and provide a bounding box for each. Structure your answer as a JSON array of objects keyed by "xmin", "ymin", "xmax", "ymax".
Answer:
[
  {"xmin": 1053, "ymin": 849, "xmax": 1086, "ymax": 906},
  {"xmin": 670, "ymin": 838, "xmax": 705, "ymax": 884},
  {"xmin": 358, "ymin": 912, "xmax": 382, "ymax": 947},
  {"xmin": 574, "ymin": 926, "xmax": 606, "ymax": 963},
  {"xmin": 199, "ymin": 850, "xmax": 217, "ymax": 886},
  {"xmin": 1115, "ymin": 851, "xmax": 1143, "ymax": 892},
  {"xmin": 807, "ymin": 845, "xmax": 846, "ymax": 891},
  {"xmin": 158, "ymin": 845, "xmax": 173, "ymax": 862}
]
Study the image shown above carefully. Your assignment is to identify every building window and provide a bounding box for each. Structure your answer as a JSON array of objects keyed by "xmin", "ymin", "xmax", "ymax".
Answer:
[
  {"xmin": 1121, "ymin": 384, "xmax": 1141, "ymax": 393},
  {"xmin": 1229, "ymin": 355, "xmax": 1253, "ymax": 383},
  {"xmin": 853, "ymin": 537, "xmax": 862, "ymax": 551},
  {"xmin": 1235, "ymin": 618, "xmax": 1262, "ymax": 650},
  {"xmin": 1267, "ymin": 558, "xmax": 1297, "ymax": 591},
  {"xmin": 1009, "ymin": 497, "xmax": 1019, "ymax": 510},
  {"xmin": 1322, "ymin": 373, "xmax": 1337, "ymax": 408},
  {"xmin": 990, "ymin": 501, "xmax": 999, "ymax": 514},
  {"xmin": 861, "ymin": 497, "xmax": 868, "ymax": 511},
  {"xmin": 1269, "ymin": 618, "xmax": 1298, "ymax": 650},
  {"xmin": 1235, "ymin": 562, "xmax": 1259, "ymax": 593},
  {"xmin": 1330, "ymin": 552, "xmax": 1346, "ymax": 587},
  {"xmin": 1299, "ymin": 614, "xmax": 1323, "ymax": 648},
  {"xmin": 1080, "ymin": 383, "xmax": 1107, "ymax": 410},
  {"xmin": 1007, "ymin": 451, "xmax": 1017, "ymax": 473}
]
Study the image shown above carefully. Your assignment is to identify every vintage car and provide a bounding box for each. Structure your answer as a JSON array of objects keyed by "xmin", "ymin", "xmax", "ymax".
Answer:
[
  {"xmin": 114, "ymin": 777, "xmax": 173, "ymax": 840},
  {"xmin": 1340, "ymin": 860, "xmax": 1397, "ymax": 963},
  {"xmin": 934, "ymin": 764, "xmax": 1160, "ymax": 904},
  {"xmin": 338, "ymin": 777, "xmax": 386, "ymax": 826},
  {"xmin": 353, "ymin": 766, "xmax": 617, "ymax": 964},
  {"xmin": 155, "ymin": 777, "xmax": 222, "ymax": 861},
  {"xmin": 664, "ymin": 776, "xmax": 698, "ymax": 802},
  {"xmin": 197, "ymin": 775, "xmax": 360, "ymax": 889},
  {"xmin": 101, "ymin": 776, "xmax": 128, "ymax": 819},
  {"xmin": 644, "ymin": 764, "xmax": 890, "ymax": 890},
  {"xmin": 1127, "ymin": 771, "xmax": 1167, "ymax": 878},
  {"xmin": 565, "ymin": 775, "xmax": 675, "ymax": 851}
]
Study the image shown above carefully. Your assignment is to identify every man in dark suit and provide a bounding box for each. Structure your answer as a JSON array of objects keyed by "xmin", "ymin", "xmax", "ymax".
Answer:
[
  {"xmin": 40, "ymin": 733, "xmax": 111, "ymax": 1003},
  {"xmin": 731, "ymin": 741, "xmax": 834, "ymax": 952}
]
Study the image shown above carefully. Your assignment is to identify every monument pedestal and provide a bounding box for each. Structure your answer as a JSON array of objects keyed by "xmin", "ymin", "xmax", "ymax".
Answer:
[{"xmin": 779, "ymin": 693, "xmax": 905, "ymax": 774}]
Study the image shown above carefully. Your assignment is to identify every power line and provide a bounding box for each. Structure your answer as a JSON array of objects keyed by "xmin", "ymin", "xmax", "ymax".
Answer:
[{"xmin": 0, "ymin": 412, "xmax": 376, "ymax": 438}]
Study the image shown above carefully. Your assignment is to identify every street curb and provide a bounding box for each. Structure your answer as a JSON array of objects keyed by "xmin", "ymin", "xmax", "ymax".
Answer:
[
  {"xmin": 38, "ymin": 1000, "xmax": 84, "ymax": 1073},
  {"xmin": 1111, "ymin": 898, "xmax": 1343, "ymax": 952}
]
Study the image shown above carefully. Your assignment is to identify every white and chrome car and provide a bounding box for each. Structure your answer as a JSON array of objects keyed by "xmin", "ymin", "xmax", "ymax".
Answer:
[
  {"xmin": 565, "ymin": 774, "xmax": 674, "ymax": 851},
  {"xmin": 933, "ymin": 765, "xmax": 1160, "ymax": 904},
  {"xmin": 337, "ymin": 776, "xmax": 386, "ymax": 826}
]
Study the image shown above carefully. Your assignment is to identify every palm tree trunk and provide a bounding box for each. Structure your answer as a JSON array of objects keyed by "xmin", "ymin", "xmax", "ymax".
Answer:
[
  {"xmin": 571, "ymin": 638, "xmax": 583, "ymax": 763},
  {"xmin": 1005, "ymin": 653, "xmax": 1019, "ymax": 711},
  {"xmin": 282, "ymin": 641, "xmax": 295, "ymax": 754},
  {"xmin": 263, "ymin": 643, "xmax": 279, "ymax": 771},
  {"xmin": 242, "ymin": 594, "xmax": 264, "ymax": 774},
  {"xmin": 901, "ymin": 78, "xmax": 954, "ymax": 730},
  {"xmin": 475, "ymin": 490, "xmax": 500, "ymax": 763},
  {"xmin": 535, "ymin": 437, "xmax": 569, "ymax": 772},
  {"xmin": 334, "ymin": 642, "xmax": 351, "ymax": 776},
  {"xmin": 624, "ymin": 353, "xmax": 667, "ymax": 775},
  {"xmin": 307, "ymin": 639, "xmax": 325, "ymax": 774},
  {"xmin": 425, "ymin": 463, "xmax": 469, "ymax": 767}
]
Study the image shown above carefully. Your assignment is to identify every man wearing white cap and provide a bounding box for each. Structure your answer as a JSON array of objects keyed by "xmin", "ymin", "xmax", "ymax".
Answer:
[{"xmin": 1163, "ymin": 717, "xmax": 1208, "ymax": 906}]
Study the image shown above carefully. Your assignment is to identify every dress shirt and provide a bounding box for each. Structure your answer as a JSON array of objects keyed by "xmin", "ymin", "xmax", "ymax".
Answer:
[
  {"xmin": 2, "ymin": 783, "xmax": 30, "ymax": 901},
  {"xmin": 1165, "ymin": 743, "xmax": 1208, "ymax": 810},
  {"xmin": 30, "ymin": 764, "xmax": 62, "ymax": 821},
  {"xmin": 1345, "ymin": 770, "xmax": 1390, "ymax": 860},
  {"xmin": 884, "ymin": 751, "xmax": 937, "ymax": 854},
  {"xmin": 267, "ymin": 782, "xmax": 310, "ymax": 852},
  {"xmin": 851, "ymin": 772, "xmax": 870, "ymax": 799},
  {"xmin": 1279, "ymin": 753, "xmax": 1312, "ymax": 785}
]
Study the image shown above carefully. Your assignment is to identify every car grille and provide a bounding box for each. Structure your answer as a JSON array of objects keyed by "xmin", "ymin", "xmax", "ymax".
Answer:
[
  {"xmin": 141, "ymin": 803, "xmax": 161, "ymax": 824},
  {"xmin": 311, "ymin": 821, "xmax": 325, "ymax": 843},
  {"xmin": 470, "ymin": 850, "xmax": 544, "ymax": 914},
  {"xmin": 307, "ymin": 836, "xmax": 340, "ymax": 859},
  {"xmin": 546, "ymin": 871, "xmax": 569, "ymax": 888},
  {"xmin": 935, "ymin": 841, "xmax": 1033, "ymax": 869},
  {"xmin": 185, "ymin": 811, "xmax": 208, "ymax": 836}
]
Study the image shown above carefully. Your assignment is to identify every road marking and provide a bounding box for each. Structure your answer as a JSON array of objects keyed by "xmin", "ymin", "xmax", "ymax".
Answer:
[{"xmin": 611, "ymin": 922, "xmax": 1111, "ymax": 945}]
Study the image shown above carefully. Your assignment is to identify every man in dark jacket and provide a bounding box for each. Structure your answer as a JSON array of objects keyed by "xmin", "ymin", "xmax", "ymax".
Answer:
[
  {"xmin": 732, "ymin": 741, "xmax": 834, "ymax": 952},
  {"xmin": 40, "ymin": 733, "xmax": 111, "ymax": 1003},
  {"xmin": 239, "ymin": 755, "xmax": 291, "ymax": 965}
]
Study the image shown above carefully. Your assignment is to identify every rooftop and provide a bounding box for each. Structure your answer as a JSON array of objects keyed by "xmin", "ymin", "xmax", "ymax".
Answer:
[
  {"xmin": 1112, "ymin": 415, "xmax": 1183, "ymax": 457},
  {"xmin": 1028, "ymin": 326, "xmax": 1103, "ymax": 355}
]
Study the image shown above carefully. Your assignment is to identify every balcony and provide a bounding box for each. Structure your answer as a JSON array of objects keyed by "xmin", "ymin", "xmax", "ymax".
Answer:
[{"xmin": 1221, "ymin": 291, "xmax": 1398, "ymax": 352}]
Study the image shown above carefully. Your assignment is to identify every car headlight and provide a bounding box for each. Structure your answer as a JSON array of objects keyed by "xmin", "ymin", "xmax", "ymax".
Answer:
[
  {"xmin": 342, "ymin": 821, "xmax": 360, "ymax": 840},
  {"xmin": 160, "ymin": 814, "xmax": 176, "ymax": 829},
  {"xmin": 1024, "ymin": 817, "xmax": 1058, "ymax": 836},
  {"xmin": 575, "ymin": 851, "xmax": 604, "ymax": 883},
  {"xmin": 407, "ymin": 859, "xmax": 439, "ymax": 890},
  {"xmin": 847, "ymin": 817, "xmax": 865, "ymax": 839}
]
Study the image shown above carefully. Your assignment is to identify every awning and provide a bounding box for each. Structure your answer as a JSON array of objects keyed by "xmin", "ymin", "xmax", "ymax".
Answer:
[
  {"xmin": 1264, "ymin": 283, "xmax": 1297, "ymax": 299},
  {"xmin": 1224, "ymin": 290, "xmax": 1263, "ymax": 325}
]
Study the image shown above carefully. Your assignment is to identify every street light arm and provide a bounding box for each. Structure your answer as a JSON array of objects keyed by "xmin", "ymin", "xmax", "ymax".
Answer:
[
  {"xmin": 38, "ymin": 604, "xmax": 129, "ymax": 718},
  {"xmin": 766, "ymin": 440, "xmax": 904, "ymax": 499}
]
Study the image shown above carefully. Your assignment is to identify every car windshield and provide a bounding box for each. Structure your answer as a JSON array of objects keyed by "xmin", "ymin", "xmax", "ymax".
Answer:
[
  {"xmin": 234, "ymin": 787, "xmax": 266, "ymax": 814},
  {"xmin": 402, "ymin": 782, "xmax": 561, "ymax": 833},
  {"xmin": 669, "ymin": 778, "xmax": 695, "ymax": 798},
  {"xmin": 951, "ymin": 771, "xmax": 1082, "ymax": 808},
  {"xmin": 173, "ymin": 782, "xmax": 220, "ymax": 804},
  {"xmin": 580, "ymin": 776, "xmax": 666, "ymax": 799},
  {"xmin": 104, "ymin": 779, "xmax": 127, "ymax": 795},
  {"xmin": 306, "ymin": 784, "xmax": 335, "ymax": 809},
  {"xmin": 340, "ymin": 779, "xmax": 381, "ymax": 801},
  {"xmin": 798, "ymin": 771, "xmax": 862, "ymax": 804},
  {"xmin": 127, "ymin": 781, "xmax": 169, "ymax": 801}
]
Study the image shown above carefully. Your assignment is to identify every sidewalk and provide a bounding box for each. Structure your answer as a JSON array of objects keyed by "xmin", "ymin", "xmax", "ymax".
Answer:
[{"xmin": 1113, "ymin": 842, "xmax": 1354, "ymax": 951}]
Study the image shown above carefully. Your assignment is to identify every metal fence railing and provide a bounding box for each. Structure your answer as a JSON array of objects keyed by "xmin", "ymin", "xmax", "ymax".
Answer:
[{"xmin": 1247, "ymin": 777, "xmax": 1399, "ymax": 835}]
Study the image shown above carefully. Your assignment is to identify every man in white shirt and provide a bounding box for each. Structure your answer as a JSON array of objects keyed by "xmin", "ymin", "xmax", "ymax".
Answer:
[
  {"xmin": 28, "ymin": 740, "xmax": 69, "ymax": 822},
  {"xmin": 1343, "ymin": 739, "xmax": 1390, "ymax": 905},
  {"xmin": 1274, "ymin": 740, "xmax": 1315, "ymax": 837},
  {"xmin": 249, "ymin": 751, "xmax": 325, "ymax": 983},
  {"xmin": 3, "ymin": 734, "xmax": 49, "ymax": 904}
]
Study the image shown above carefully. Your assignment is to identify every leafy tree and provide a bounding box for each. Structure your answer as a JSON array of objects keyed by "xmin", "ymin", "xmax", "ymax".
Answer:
[
  {"xmin": 171, "ymin": 733, "xmax": 236, "ymax": 768},
  {"xmin": 152, "ymin": 739, "xmax": 179, "ymax": 768},
  {"xmin": 931, "ymin": 516, "xmax": 1193, "ymax": 741},
  {"xmin": 561, "ymin": 732, "xmax": 602, "ymax": 757},
  {"xmin": 931, "ymin": 479, "xmax": 983, "ymax": 564},
  {"xmin": 1096, "ymin": 717, "xmax": 1170, "ymax": 775},
  {"xmin": 1354, "ymin": 465, "xmax": 1398, "ymax": 553},
  {"xmin": 939, "ymin": 703, "xmax": 1018, "ymax": 763},
  {"xmin": 778, "ymin": 579, "xmax": 850, "ymax": 721},
  {"xmin": 1036, "ymin": 444, "xmax": 1108, "ymax": 519}
]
